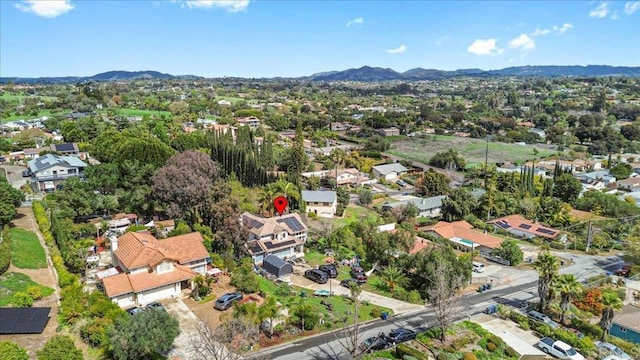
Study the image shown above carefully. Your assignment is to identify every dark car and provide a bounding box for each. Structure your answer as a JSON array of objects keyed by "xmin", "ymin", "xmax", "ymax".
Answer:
[
  {"xmin": 340, "ymin": 278, "xmax": 360, "ymax": 288},
  {"xmin": 359, "ymin": 334, "xmax": 389, "ymax": 352},
  {"xmin": 319, "ymin": 264, "xmax": 338, "ymax": 278},
  {"xmin": 214, "ymin": 292, "xmax": 243, "ymax": 310},
  {"xmin": 304, "ymin": 269, "xmax": 328, "ymax": 284},
  {"xmin": 616, "ymin": 265, "xmax": 631, "ymax": 277},
  {"xmin": 387, "ymin": 328, "xmax": 416, "ymax": 344},
  {"xmin": 350, "ymin": 266, "xmax": 365, "ymax": 277},
  {"xmin": 145, "ymin": 302, "xmax": 166, "ymax": 311},
  {"xmin": 127, "ymin": 307, "xmax": 142, "ymax": 316}
]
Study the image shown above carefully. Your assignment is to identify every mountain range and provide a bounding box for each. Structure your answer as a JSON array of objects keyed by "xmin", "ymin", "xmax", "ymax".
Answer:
[{"xmin": 2, "ymin": 65, "xmax": 639, "ymax": 84}]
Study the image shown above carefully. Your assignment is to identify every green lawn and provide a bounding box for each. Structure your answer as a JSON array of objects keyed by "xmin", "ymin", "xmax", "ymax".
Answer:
[
  {"xmin": 334, "ymin": 205, "xmax": 381, "ymax": 228},
  {"xmin": 1, "ymin": 109, "xmax": 59, "ymax": 124},
  {"xmin": 389, "ymin": 135, "xmax": 557, "ymax": 165},
  {"xmin": 114, "ymin": 108, "xmax": 172, "ymax": 118},
  {"xmin": 1, "ymin": 92, "xmax": 57, "ymax": 101},
  {"xmin": 0, "ymin": 272, "xmax": 54, "ymax": 306},
  {"xmin": 214, "ymin": 96, "xmax": 246, "ymax": 104},
  {"xmin": 10, "ymin": 228, "xmax": 47, "ymax": 269}
]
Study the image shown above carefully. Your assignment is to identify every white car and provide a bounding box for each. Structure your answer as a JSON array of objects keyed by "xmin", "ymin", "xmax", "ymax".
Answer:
[{"xmin": 594, "ymin": 341, "xmax": 633, "ymax": 360}]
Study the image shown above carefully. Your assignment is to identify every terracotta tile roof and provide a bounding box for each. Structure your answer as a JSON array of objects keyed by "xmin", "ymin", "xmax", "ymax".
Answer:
[
  {"xmin": 568, "ymin": 209, "xmax": 605, "ymax": 221},
  {"xmin": 488, "ymin": 215, "xmax": 562, "ymax": 239},
  {"xmin": 155, "ymin": 219, "xmax": 175, "ymax": 228},
  {"xmin": 102, "ymin": 273, "xmax": 133, "ymax": 297},
  {"xmin": 159, "ymin": 232, "xmax": 210, "ymax": 264},
  {"xmin": 427, "ymin": 221, "xmax": 504, "ymax": 249},
  {"xmin": 114, "ymin": 232, "xmax": 208, "ymax": 270},
  {"xmin": 127, "ymin": 265, "xmax": 195, "ymax": 293},
  {"xmin": 410, "ymin": 236, "xmax": 435, "ymax": 254}
]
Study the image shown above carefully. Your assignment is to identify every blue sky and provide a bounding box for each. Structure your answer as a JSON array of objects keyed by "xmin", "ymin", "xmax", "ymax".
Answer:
[{"xmin": 1, "ymin": 0, "xmax": 639, "ymax": 77}]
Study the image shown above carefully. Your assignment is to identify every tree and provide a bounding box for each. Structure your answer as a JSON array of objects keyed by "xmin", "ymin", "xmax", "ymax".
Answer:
[
  {"xmin": 110, "ymin": 308, "xmax": 180, "ymax": 360},
  {"xmin": 441, "ymin": 189, "xmax": 476, "ymax": 222},
  {"xmin": 0, "ymin": 177, "xmax": 24, "ymax": 226},
  {"xmin": 553, "ymin": 274, "xmax": 582, "ymax": 324},
  {"xmin": 379, "ymin": 266, "xmax": 408, "ymax": 294},
  {"xmin": 358, "ymin": 188, "xmax": 373, "ymax": 207},
  {"xmin": 0, "ymin": 341, "xmax": 29, "ymax": 360},
  {"xmin": 188, "ymin": 317, "xmax": 263, "ymax": 360},
  {"xmin": 598, "ymin": 290, "xmax": 623, "ymax": 340},
  {"xmin": 424, "ymin": 255, "xmax": 466, "ymax": 342},
  {"xmin": 230, "ymin": 258, "xmax": 259, "ymax": 294},
  {"xmin": 152, "ymin": 150, "xmax": 220, "ymax": 221},
  {"xmin": 291, "ymin": 300, "xmax": 319, "ymax": 331},
  {"xmin": 428, "ymin": 149, "xmax": 465, "ymax": 171},
  {"xmin": 610, "ymin": 163, "xmax": 633, "ymax": 180},
  {"xmin": 491, "ymin": 239, "xmax": 524, "ymax": 266},
  {"xmin": 533, "ymin": 250, "xmax": 559, "ymax": 312},
  {"xmin": 37, "ymin": 335, "xmax": 83, "ymax": 360},
  {"xmin": 415, "ymin": 169, "xmax": 450, "ymax": 197},
  {"xmin": 552, "ymin": 173, "xmax": 582, "ymax": 203},
  {"xmin": 334, "ymin": 283, "xmax": 365, "ymax": 359},
  {"xmin": 258, "ymin": 295, "xmax": 282, "ymax": 337}
]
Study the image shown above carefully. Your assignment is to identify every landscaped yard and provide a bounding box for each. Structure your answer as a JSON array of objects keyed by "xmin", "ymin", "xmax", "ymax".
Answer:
[
  {"xmin": 113, "ymin": 108, "xmax": 172, "ymax": 118},
  {"xmin": 0, "ymin": 272, "xmax": 54, "ymax": 306},
  {"xmin": 389, "ymin": 135, "xmax": 557, "ymax": 166},
  {"xmin": 335, "ymin": 205, "xmax": 381, "ymax": 228},
  {"xmin": 10, "ymin": 227, "xmax": 47, "ymax": 269}
]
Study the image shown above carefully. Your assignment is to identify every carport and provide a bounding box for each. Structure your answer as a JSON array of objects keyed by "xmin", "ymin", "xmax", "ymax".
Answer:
[{"xmin": 262, "ymin": 255, "xmax": 293, "ymax": 278}]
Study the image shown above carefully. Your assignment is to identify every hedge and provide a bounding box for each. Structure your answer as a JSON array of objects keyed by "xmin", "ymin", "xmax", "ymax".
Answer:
[
  {"xmin": 0, "ymin": 240, "xmax": 10, "ymax": 275},
  {"xmin": 396, "ymin": 343, "xmax": 430, "ymax": 360}
]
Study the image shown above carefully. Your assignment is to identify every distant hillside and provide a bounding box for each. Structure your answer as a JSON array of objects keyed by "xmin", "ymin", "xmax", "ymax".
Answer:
[{"xmin": 0, "ymin": 70, "xmax": 200, "ymax": 84}]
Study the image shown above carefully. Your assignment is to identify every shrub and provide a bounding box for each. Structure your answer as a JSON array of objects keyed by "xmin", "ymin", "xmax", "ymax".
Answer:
[
  {"xmin": 407, "ymin": 290, "xmax": 422, "ymax": 304},
  {"xmin": 436, "ymin": 353, "xmax": 448, "ymax": 360},
  {"xmin": 518, "ymin": 320, "xmax": 530, "ymax": 330},
  {"xmin": 0, "ymin": 341, "xmax": 29, "ymax": 360},
  {"xmin": 403, "ymin": 356, "xmax": 418, "ymax": 360},
  {"xmin": 486, "ymin": 342, "xmax": 497, "ymax": 352},
  {"xmin": 12, "ymin": 292, "xmax": 33, "ymax": 307},
  {"xmin": 370, "ymin": 308, "xmax": 382, "ymax": 318},
  {"xmin": 462, "ymin": 353, "xmax": 478, "ymax": 360},
  {"xmin": 507, "ymin": 310, "xmax": 527, "ymax": 324},
  {"xmin": 452, "ymin": 336, "xmax": 473, "ymax": 350},
  {"xmin": 80, "ymin": 318, "xmax": 112, "ymax": 348},
  {"xmin": 275, "ymin": 283, "xmax": 291, "ymax": 297},
  {"xmin": 505, "ymin": 346, "xmax": 519, "ymax": 358},
  {"xmin": 423, "ymin": 326, "xmax": 443, "ymax": 339},
  {"xmin": 26, "ymin": 286, "xmax": 44, "ymax": 300},
  {"xmin": 0, "ymin": 238, "xmax": 10, "ymax": 276},
  {"xmin": 489, "ymin": 334, "xmax": 505, "ymax": 348},
  {"xmin": 396, "ymin": 343, "xmax": 430, "ymax": 360}
]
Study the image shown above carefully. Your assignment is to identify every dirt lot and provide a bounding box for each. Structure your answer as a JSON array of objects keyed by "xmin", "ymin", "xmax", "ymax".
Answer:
[
  {"xmin": 182, "ymin": 275, "xmax": 238, "ymax": 328},
  {"xmin": 0, "ymin": 207, "xmax": 61, "ymax": 359}
]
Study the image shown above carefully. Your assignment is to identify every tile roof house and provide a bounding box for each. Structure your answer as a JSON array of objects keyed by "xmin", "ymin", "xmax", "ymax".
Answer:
[
  {"xmin": 372, "ymin": 163, "xmax": 408, "ymax": 181},
  {"xmin": 302, "ymin": 190, "xmax": 337, "ymax": 218},
  {"xmin": 425, "ymin": 220, "xmax": 504, "ymax": 254},
  {"xmin": 241, "ymin": 212, "xmax": 308, "ymax": 265},
  {"xmin": 102, "ymin": 231, "xmax": 209, "ymax": 308},
  {"xmin": 610, "ymin": 304, "xmax": 640, "ymax": 344},
  {"xmin": 302, "ymin": 168, "xmax": 374, "ymax": 186},
  {"xmin": 381, "ymin": 195, "xmax": 446, "ymax": 218},
  {"xmin": 236, "ymin": 116, "xmax": 261, "ymax": 128},
  {"xmin": 488, "ymin": 214, "xmax": 566, "ymax": 242},
  {"xmin": 27, "ymin": 154, "xmax": 87, "ymax": 192}
]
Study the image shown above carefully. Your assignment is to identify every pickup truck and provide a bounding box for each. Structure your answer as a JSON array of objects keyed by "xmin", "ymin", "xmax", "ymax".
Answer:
[{"xmin": 537, "ymin": 337, "xmax": 585, "ymax": 360}]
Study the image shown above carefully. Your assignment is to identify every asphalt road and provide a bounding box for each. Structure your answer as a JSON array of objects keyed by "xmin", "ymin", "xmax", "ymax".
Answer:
[{"xmin": 250, "ymin": 280, "xmax": 538, "ymax": 360}]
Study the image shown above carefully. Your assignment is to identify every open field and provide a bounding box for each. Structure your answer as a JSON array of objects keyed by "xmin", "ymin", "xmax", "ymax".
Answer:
[
  {"xmin": 1, "ymin": 109, "xmax": 59, "ymax": 123},
  {"xmin": 214, "ymin": 96, "xmax": 246, "ymax": 104},
  {"xmin": 113, "ymin": 108, "xmax": 172, "ymax": 117},
  {"xmin": 1, "ymin": 92, "xmax": 57, "ymax": 101},
  {"xmin": 334, "ymin": 204, "xmax": 381, "ymax": 228},
  {"xmin": 0, "ymin": 272, "xmax": 54, "ymax": 306},
  {"xmin": 10, "ymin": 227, "xmax": 47, "ymax": 269},
  {"xmin": 389, "ymin": 135, "xmax": 558, "ymax": 166}
]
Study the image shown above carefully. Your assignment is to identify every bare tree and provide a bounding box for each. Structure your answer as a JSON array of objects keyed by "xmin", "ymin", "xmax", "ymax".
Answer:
[
  {"xmin": 427, "ymin": 256, "xmax": 464, "ymax": 342},
  {"xmin": 188, "ymin": 316, "xmax": 267, "ymax": 360},
  {"xmin": 334, "ymin": 284, "xmax": 368, "ymax": 359}
]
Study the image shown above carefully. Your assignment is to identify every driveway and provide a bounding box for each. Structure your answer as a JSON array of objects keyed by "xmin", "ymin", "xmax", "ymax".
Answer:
[
  {"xmin": 290, "ymin": 275, "xmax": 423, "ymax": 314},
  {"xmin": 0, "ymin": 164, "xmax": 27, "ymax": 189},
  {"xmin": 161, "ymin": 298, "xmax": 201, "ymax": 359},
  {"xmin": 474, "ymin": 313, "xmax": 545, "ymax": 356}
]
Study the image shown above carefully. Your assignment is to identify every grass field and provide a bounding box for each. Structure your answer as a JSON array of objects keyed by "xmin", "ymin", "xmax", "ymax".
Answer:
[
  {"xmin": 1, "ymin": 92, "xmax": 57, "ymax": 101},
  {"xmin": 214, "ymin": 96, "xmax": 246, "ymax": 104},
  {"xmin": 10, "ymin": 228, "xmax": 47, "ymax": 269},
  {"xmin": 389, "ymin": 135, "xmax": 557, "ymax": 165},
  {"xmin": 0, "ymin": 272, "xmax": 54, "ymax": 306},
  {"xmin": 334, "ymin": 205, "xmax": 381, "ymax": 228},
  {"xmin": 114, "ymin": 108, "xmax": 172, "ymax": 117},
  {"xmin": 1, "ymin": 109, "xmax": 59, "ymax": 124}
]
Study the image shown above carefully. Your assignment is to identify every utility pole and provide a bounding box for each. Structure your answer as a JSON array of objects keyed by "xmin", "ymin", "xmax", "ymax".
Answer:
[
  {"xmin": 484, "ymin": 135, "xmax": 490, "ymax": 190},
  {"xmin": 585, "ymin": 219, "xmax": 593, "ymax": 252}
]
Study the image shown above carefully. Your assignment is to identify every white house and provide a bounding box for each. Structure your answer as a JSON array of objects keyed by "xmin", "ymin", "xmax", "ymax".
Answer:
[
  {"xmin": 241, "ymin": 212, "xmax": 308, "ymax": 264},
  {"xmin": 372, "ymin": 163, "xmax": 408, "ymax": 181},
  {"xmin": 236, "ymin": 116, "xmax": 261, "ymax": 128},
  {"xmin": 102, "ymin": 232, "xmax": 209, "ymax": 308},
  {"xmin": 381, "ymin": 195, "xmax": 446, "ymax": 218},
  {"xmin": 27, "ymin": 153, "xmax": 88, "ymax": 192},
  {"xmin": 302, "ymin": 190, "xmax": 337, "ymax": 218}
]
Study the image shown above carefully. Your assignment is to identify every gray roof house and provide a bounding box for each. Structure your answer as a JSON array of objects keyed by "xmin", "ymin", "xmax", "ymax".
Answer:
[
  {"xmin": 372, "ymin": 163, "xmax": 408, "ymax": 180},
  {"xmin": 27, "ymin": 154, "xmax": 87, "ymax": 192},
  {"xmin": 381, "ymin": 195, "xmax": 446, "ymax": 218},
  {"xmin": 302, "ymin": 190, "xmax": 338, "ymax": 218}
]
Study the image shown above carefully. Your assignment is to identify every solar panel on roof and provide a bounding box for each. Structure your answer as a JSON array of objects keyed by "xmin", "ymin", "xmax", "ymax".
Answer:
[
  {"xmin": 277, "ymin": 217, "xmax": 304, "ymax": 232},
  {"xmin": 56, "ymin": 143, "xmax": 75, "ymax": 152},
  {"xmin": 245, "ymin": 217, "xmax": 263, "ymax": 229},
  {"xmin": 495, "ymin": 220, "xmax": 511, "ymax": 229},
  {"xmin": 519, "ymin": 224, "xmax": 532, "ymax": 230},
  {"xmin": 0, "ymin": 307, "xmax": 51, "ymax": 334},
  {"xmin": 537, "ymin": 228, "xmax": 556, "ymax": 236}
]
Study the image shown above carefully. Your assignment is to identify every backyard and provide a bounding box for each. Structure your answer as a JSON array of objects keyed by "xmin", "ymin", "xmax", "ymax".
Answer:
[
  {"xmin": 10, "ymin": 227, "xmax": 47, "ymax": 269},
  {"xmin": 334, "ymin": 205, "xmax": 381, "ymax": 228},
  {"xmin": 0, "ymin": 272, "xmax": 54, "ymax": 306},
  {"xmin": 389, "ymin": 135, "xmax": 557, "ymax": 166}
]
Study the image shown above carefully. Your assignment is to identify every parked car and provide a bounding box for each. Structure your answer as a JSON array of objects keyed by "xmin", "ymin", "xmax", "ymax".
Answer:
[
  {"xmin": 537, "ymin": 337, "xmax": 584, "ymax": 360},
  {"xmin": 145, "ymin": 302, "xmax": 166, "ymax": 312},
  {"xmin": 350, "ymin": 266, "xmax": 365, "ymax": 277},
  {"xmin": 396, "ymin": 179, "xmax": 407, "ymax": 187},
  {"xmin": 359, "ymin": 334, "xmax": 389, "ymax": 352},
  {"xmin": 615, "ymin": 265, "xmax": 631, "ymax": 277},
  {"xmin": 594, "ymin": 341, "xmax": 633, "ymax": 360},
  {"xmin": 340, "ymin": 278, "xmax": 359, "ymax": 288},
  {"xmin": 214, "ymin": 292, "xmax": 243, "ymax": 310},
  {"xmin": 387, "ymin": 328, "xmax": 416, "ymax": 344},
  {"xmin": 528, "ymin": 310, "xmax": 560, "ymax": 329},
  {"xmin": 319, "ymin": 264, "xmax": 338, "ymax": 278},
  {"xmin": 304, "ymin": 269, "xmax": 328, "ymax": 284},
  {"xmin": 127, "ymin": 307, "xmax": 142, "ymax": 316}
]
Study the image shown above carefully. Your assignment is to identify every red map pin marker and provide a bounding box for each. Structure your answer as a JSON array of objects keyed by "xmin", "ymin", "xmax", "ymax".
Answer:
[{"xmin": 273, "ymin": 196, "xmax": 288, "ymax": 215}]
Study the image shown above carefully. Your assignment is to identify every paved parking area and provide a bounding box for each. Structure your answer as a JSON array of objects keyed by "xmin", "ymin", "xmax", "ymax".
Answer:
[{"xmin": 161, "ymin": 298, "xmax": 201, "ymax": 360}]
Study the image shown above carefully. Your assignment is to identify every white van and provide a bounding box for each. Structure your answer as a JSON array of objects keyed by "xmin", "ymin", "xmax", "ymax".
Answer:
[{"xmin": 472, "ymin": 262, "xmax": 485, "ymax": 273}]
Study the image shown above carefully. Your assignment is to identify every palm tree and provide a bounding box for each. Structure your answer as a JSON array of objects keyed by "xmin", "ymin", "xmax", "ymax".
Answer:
[
  {"xmin": 273, "ymin": 179, "xmax": 300, "ymax": 202},
  {"xmin": 258, "ymin": 295, "xmax": 282, "ymax": 337},
  {"xmin": 258, "ymin": 183, "xmax": 278, "ymax": 216},
  {"xmin": 599, "ymin": 290, "xmax": 623, "ymax": 340},
  {"xmin": 533, "ymin": 250, "xmax": 559, "ymax": 312},
  {"xmin": 379, "ymin": 266, "xmax": 408, "ymax": 294},
  {"xmin": 553, "ymin": 274, "xmax": 582, "ymax": 324}
]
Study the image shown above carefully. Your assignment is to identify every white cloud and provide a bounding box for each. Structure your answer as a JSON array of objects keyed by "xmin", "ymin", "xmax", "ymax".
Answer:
[
  {"xmin": 435, "ymin": 35, "xmax": 450, "ymax": 46},
  {"xmin": 509, "ymin": 34, "xmax": 536, "ymax": 50},
  {"xmin": 589, "ymin": 2, "xmax": 610, "ymax": 18},
  {"xmin": 467, "ymin": 38, "xmax": 502, "ymax": 56},
  {"xmin": 184, "ymin": 0, "xmax": 249, "ymax": 12},
  {"xmin": 386, "ymin": 44, "xmax": 407, "ymax": 54},
  {"xmin": 552, "ymin": 23, "xmax": 574, "ymax": 34},
  {"xmin": 610, "ymin": 10, "xmax": 619, "ymax": 19},
  {"xmin": 15, "ymin": 0, "xmax": 74, "ymax": 18},
  {"xmin": 625, "ymin": 1, "xmax": 640, "ymax": 14},
  {"xmin": 346, "ymin": 17, "xmax": 363, "ymax": 27},
  {"xmin": 531, "ymin": 28, "xmax": 551, "ymax": 36}
]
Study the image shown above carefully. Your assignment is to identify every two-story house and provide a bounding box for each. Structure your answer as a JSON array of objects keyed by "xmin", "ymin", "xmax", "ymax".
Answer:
[
  {"xmin": 241, "ymin": 212, "xmax": 308, "ymax": 264},
  {"xmin": 102, "ymin": 231, "xmax": 209, "ymax": 308},
  {"xmin": 236, "ymin": 116, "xmax": 261, "ymax": 129},
  {"xmin": 27, "ymin": 153, "xmax": 88, "ymax": 192},
  {"xmin": 302, "ymin": 190, "xmax": 337, "ymax": 218}
]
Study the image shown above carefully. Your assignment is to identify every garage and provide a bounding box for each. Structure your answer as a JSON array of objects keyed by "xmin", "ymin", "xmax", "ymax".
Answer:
[
  {"xmin": 262, "ymin": 255, "xmax": 293, "ymax": 278},
  {"xmin": 137, "ymin": 284, "xmax": 178, "ymax": 305},
  {"xmin": 271, "ymin": 249, "xmax": 292, "ymax": 259}
]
